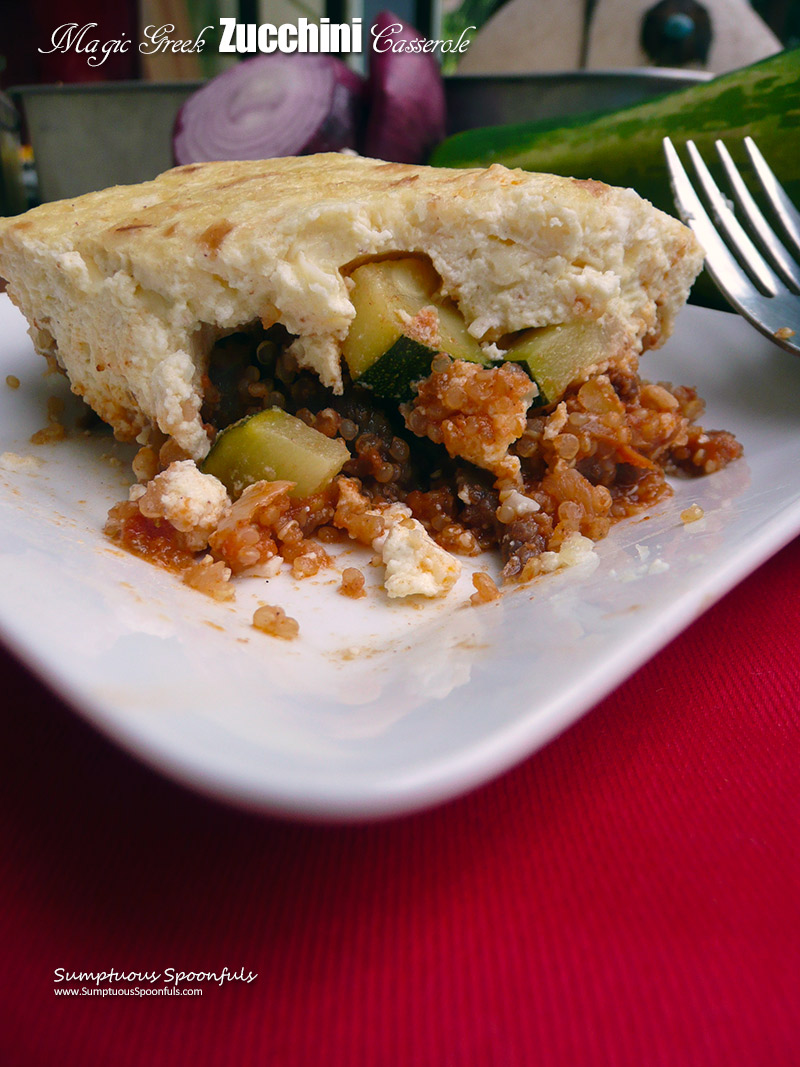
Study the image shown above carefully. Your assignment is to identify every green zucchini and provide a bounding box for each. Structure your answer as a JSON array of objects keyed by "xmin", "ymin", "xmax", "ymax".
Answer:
[
  {"xmin": 343, "ymin": 257, "xmax": 488, "ymax": 400},
  {"xmin": 356, "ymin": 335, "xmax": 440, "ymax": 402},
  {"xmin": 202, "ymin": 408, "xmax": 349, "ymax": 499},
  {"xmin": 503, "ymin": 320, "xmax": 610, "ymax": 407},
  {"xmin": 430, "ymin": 49, "xmax": 800, "ymax": 220}
]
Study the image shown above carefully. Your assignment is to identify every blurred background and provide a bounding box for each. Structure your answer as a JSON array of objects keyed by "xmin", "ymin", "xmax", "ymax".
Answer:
[{"xmin": 0, "ymin": 0, "xmax": 797, "ymax": 213}]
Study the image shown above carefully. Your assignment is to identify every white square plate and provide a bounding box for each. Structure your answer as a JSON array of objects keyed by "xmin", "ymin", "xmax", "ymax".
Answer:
[{"xmin": 1, "ymin": 293, "xmax": 799, "ymax": 819}]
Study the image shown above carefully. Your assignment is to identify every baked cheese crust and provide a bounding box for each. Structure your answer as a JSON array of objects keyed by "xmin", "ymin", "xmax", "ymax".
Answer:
[{"xmin": 0, "ymin": 153, "xmax": 703, "ymax": 459}]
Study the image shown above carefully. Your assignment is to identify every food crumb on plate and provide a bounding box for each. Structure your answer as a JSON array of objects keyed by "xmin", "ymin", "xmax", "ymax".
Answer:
[
  {"xmin": 30, "ymin": 396, "xmax": 66, "ymax": 445},
  {"xmin": 470, "ymin": 571, "xmax": 501, "ymax": 605},
  {"xmin": 647, "ymin": 558, "xmax": 670, "ymax": 575},
  {"xmin": 5, "ymin": 374, "xmax": 20, "ymax": 389},
  {"xmin": 339, "ymin": 566, "xmax": 367, "ymax": 598},
  {"xmin": 681, "ymin": 503, "xmax": 705, "ymax": 524},
  {"xmin": 0, "ymin": 451, "xmax": 43, "ymax": 474},
  {"xmin": 252, "ymin": 603, "xmax": 300, "ymax": 639},
  {"xmin": 182, "ymin": 556, "xmax": 235, "ymax": 601}
]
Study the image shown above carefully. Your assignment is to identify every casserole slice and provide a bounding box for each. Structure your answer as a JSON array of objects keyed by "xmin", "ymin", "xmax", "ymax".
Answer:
[{"xmin": 0, "ymin": 154, "xmax": 739, "ymax": 607}]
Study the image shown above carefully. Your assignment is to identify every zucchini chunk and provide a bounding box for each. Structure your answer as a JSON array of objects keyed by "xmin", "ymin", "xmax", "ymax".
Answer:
[
  {"xmin": 342, "ymin": 258, "xmax": 487, "ymax": 400},
  {"xmin": 202, "ymin": 408, "xmax": 349, "ymax": 499},
  {"xmin": 357, "ymin": 336, "xmax": 437, "ymax": 401},
  {"xmin": 502, "ymin": 320, "xmax": 611, "ymax": 407}
]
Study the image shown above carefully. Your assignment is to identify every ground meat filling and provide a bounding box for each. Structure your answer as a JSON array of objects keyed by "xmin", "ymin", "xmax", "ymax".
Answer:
[{"xmin": 106, "ymin": 322, "xmax": 743, "ymax": 595}]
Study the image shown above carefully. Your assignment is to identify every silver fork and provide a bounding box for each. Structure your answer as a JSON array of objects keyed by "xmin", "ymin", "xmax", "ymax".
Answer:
[{"xmin": 663, "ymin": 135, "xmax": 800, "ymax": 356}]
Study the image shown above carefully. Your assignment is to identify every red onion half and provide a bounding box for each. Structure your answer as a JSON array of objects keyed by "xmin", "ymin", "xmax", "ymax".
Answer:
[
  {"xmin": 173, "ymin": 54, "xmax": 365, "ymax": 165},
  {"xmin": 362, "ymin": 11, "xmax": 447, "ymax": 164}
]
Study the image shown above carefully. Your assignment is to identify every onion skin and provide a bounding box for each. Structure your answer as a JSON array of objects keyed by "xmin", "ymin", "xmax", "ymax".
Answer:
[
  {"xmin": 363, "ymin": 11, "xmax": 447, "ymax": 165},
  {"xmin": 304, "ymin": 68, "xmax": 366, "ymax": 155},
  {"xmin": 173, "ymin": 54, "xmax": 366, "ymax": 165}
]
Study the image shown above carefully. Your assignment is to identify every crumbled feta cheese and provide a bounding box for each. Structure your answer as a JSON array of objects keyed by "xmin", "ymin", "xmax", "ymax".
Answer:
[
  {"xmin": 538, "ymin": 531, "xmax": 597, "ymax": 573},
  {"xmin": 614, "ymin": 552, "xmax": 670, "ymax": 582},
  {"xmin": 498, "ymin": 488, "xmax": 540, "ymax": 518},
  {"xmin": 380, "ymin": 518, "xmax": 461, "ymax": 598},
  {"xmin": 559, "ymin": 532, "xmax": 596, "ymax": 567},
  {"xmin": 133, "ymin": 460, "xmax": 230, "ymax": 550},
  {"xmin": 647, "ymin": 558, "xmax": 670, "ymax": 575},
  {"xmin": 369, "ymin": 503, "xmax": 413, "ymax": 552},
  {"xmin": 481, "ymin": 342, "xmax": 507, "ymax": 363}
]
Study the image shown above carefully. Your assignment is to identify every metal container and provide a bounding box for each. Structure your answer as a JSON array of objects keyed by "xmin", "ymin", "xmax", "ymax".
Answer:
[
  {"xmin": 444, "ymin": 68, "xmax": 709, "ymax": 134},
  {"xmin": 0, "ymin": 91, "xmax": 28, "ymax": 215},
  {"xmin": 10, "ymin": 81, "xmax": 202, "ymax": 204},
  {"xmin": 10, "ymin": 69, "xmax": 708, "ymax": 206}
]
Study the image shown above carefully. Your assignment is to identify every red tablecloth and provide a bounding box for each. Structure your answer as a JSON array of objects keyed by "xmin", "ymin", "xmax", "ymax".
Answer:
[{"xmin": 2, "ymin": 536, "xmax": 799, "ymax": 1067}]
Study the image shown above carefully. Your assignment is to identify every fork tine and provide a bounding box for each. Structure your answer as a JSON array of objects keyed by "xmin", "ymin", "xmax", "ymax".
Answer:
[
  {"xmin": 663, "ymin": 137, "xmax": 765, "ymax": 304},
  {"xmin": 685, "ymin": 140, "xmax": 783, "ymax": 296},
  {"xmin": 715, "ymin": 140, "xmax": 800, "ymax": 292},
  {"xmin": 744, "ymin": 136, "xmax": 800, "ymax": 256}
]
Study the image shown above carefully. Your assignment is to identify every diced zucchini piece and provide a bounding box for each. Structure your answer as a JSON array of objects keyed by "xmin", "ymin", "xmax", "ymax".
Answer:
[
  {"xmin": 342, "ymin": 258, "xmax": 487, "ymax": 397},
  {"xmin": 202, "ymin": 408, "xmax": 349, "ymax": 499},
  {"xmin": 343, "ymin": 258, "xmax": 437, "ymax": 378},
  {"xmin": 503, "ymin": 320, "xmax": 611, "ymax": 407},
  {"xmin": 356, "ymin": 335, "xmax": 437, "ymax": 402},
  {"xmin": 436, "ymin": 297, "xmax": 487, "ymax": 366}
]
